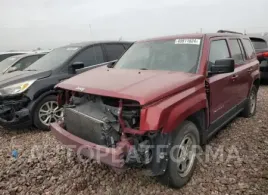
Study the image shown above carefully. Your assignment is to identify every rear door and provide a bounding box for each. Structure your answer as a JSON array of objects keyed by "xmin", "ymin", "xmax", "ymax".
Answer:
[
  {"xmin": 242, "ymin": 38, "xmax": 259, "ymax": 92},
  {"xmin": 226, "ymin": 38, "xmax": 250, "ymax": 104},
  {"xmin": 103, "ymin": 43, "xmax": 126, "ymax": 61},
  {"xmin": 70, "ymin": 44, "xmax": 105, "ymax": 68},
  {"xmin": 207, "ymin": 38, "xmax": 238, "ymax": 122}
]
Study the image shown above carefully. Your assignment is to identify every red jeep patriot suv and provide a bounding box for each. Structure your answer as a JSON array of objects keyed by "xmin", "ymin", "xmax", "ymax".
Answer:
[{"xmin": 51, "ymin": 30, "xmax": 260, "ymax": 188}]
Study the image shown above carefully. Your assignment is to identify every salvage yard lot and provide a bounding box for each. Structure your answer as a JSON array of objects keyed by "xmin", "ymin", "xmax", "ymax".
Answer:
[{"xmin": 0, "ymin": 87, "xmax": 268, "ymax": 195}]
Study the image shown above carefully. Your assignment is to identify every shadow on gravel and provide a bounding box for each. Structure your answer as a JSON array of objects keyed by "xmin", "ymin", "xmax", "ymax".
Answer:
[
  {"xmin": 205, "ymin": 117, "xmax": 237, "ymax": 144},
  {"xmin": 260, "ymin": 79, "xmax": 268, "ymax": 85},
  {"xmin": 0, "ymin": 126, "xmax": 41, "ymax": 136}
]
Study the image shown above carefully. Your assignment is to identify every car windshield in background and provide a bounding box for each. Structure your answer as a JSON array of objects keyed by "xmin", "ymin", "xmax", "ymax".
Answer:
[
  {"xmin": 250, "ymin": 38, "xmax": 268, "ymax": 49},
  {"xmin": 114, "ymin": 38, "xmax": 202, "ymax": 73},
  {"xmin": 0, "ymin": 56, "xmax": 20, "ymax": 73},
  {"xmin": 25, "ymin": 47, "xmax": 81, "ymax": 71}
]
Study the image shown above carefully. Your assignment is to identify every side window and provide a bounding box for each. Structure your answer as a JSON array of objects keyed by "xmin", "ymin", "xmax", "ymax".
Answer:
[
  {"xmin": 104, "ymin": 44, "xmax": 125, "ymax": 61},
  {"xmin": 243, "ymin": 39, "xmax": 256, "ymax": 59},
  {"xmin": 209, "ymin": 40, "xmax": 230, "ymax": 65},
  {"xmin": 14, "ymin": 55, "xmax": 40, "ymax": 70},
  {"xmin": 228, "ymin": 39, "xmax": 244, "ymax": 64},
  {"xmin": 72, "ymin": 45, "xmax": 104, "ymax": 67}
]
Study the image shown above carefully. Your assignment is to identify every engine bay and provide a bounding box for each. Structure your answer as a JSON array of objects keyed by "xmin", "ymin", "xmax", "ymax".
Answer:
[{"xmin": 62, "ymin": 92, "xmax": 141, "ymax": 148}]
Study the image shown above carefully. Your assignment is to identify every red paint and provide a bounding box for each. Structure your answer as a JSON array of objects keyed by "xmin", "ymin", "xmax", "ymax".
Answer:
[{"xmin": 50, "ymin": 122, "xmax": 132, "ymax": 168}]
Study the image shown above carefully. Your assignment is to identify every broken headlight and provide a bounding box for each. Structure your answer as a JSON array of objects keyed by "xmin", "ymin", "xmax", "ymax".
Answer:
[{"xmin": 0, "ymin": 80, "xmax": 36, "ymax": 96}]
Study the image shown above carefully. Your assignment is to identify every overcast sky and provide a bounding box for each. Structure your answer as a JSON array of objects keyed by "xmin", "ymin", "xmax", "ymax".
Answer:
[{"xmin": 0, "ymin": 0, "xmax": 266, "ymax": 51}]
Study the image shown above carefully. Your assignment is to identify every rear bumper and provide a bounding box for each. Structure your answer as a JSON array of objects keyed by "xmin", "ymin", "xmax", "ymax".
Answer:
[{"xmin": 50, "ymin": 122, "xmax": 132, "ymax": 168}]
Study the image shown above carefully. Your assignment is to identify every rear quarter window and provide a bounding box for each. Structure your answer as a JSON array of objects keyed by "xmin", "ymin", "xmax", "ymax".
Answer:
[{"xmin": 242, "ymin": 39, "xmax": 256, "ymax": 59}]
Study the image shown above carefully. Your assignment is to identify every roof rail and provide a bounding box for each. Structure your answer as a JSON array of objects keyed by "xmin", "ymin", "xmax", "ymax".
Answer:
[{"xmin": 217, "ymin": 30, "xmax": 243, "ymax": 35}]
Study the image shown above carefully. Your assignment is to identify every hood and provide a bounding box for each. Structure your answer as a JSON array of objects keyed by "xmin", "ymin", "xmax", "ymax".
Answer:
[
  {"xmin": 0, "ymin": 70, "xmax": 52, "ymax": 88},
  {"xmin": 57, "ymin": 67, "xmax": 205, "ymax": 105}
]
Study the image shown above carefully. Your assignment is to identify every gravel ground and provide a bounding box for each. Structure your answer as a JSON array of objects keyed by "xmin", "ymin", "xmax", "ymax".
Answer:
[{"xmin": 0, "ymin": 86, "xmax": 268, "ymax": 195}]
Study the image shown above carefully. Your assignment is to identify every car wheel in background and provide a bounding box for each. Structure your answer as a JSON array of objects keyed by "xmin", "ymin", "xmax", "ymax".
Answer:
[{"xmin": 33, "ymin": 95, "xmax": 63, "ymax": 131}]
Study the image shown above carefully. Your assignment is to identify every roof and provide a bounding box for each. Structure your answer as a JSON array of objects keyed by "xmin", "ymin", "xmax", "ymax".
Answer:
[
  {"xmin": 1, "ymin": 52, "xmax": 47, "ymax": 64},
  {"xmin": 64, "ymin": 40, "xmax": 133, "ymax": 48},
  {"xmin": 11, "ymin": 52, "xmax": 47, "ymax": 59},
  {"xmin": 138, "ymin": 32, "xmax": 250, "ymax": 42},
  {"xmin": 0, "ymin": 51, "xmax": 30, "ymax": 55}
]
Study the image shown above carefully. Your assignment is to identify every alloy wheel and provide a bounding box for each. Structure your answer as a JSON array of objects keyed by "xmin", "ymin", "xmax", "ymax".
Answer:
[
  {"xmin": 176, "ymin": 134, "xmax": 197, "ymax": 177},
  {"xmin": 38, "ymin": 101, "xmax": 63, "ymax": 126}
]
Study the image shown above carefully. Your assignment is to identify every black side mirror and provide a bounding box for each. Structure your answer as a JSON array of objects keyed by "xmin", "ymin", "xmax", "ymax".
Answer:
[
  {"xmin": 71, "ymin": 62, "xmax": 84, "ymax": 73},
  {"xmin": 209, "ymin": 58, "xmax": 235, "ymax": 74}
]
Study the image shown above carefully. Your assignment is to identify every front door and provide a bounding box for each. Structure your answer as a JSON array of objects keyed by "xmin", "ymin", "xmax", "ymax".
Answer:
[{"xmin": 207, "ymin": 38, "xmax": 238, "ymax": 123}]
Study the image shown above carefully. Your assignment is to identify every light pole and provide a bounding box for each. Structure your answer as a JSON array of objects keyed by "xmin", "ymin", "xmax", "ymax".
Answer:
[{"xmin": 89, "ymin": 24, "xmax": 93, "ymax": 38}]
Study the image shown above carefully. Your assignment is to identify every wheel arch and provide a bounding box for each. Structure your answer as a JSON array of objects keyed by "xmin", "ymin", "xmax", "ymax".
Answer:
[
  {"xmin": 28, "ymin": 90, "xmax": 58, "ymax": 120},
  {"xmin": 253, "ymin": 78, "xmax": 260, "ymax": 91},
  {"xmin": 185, "ymin": 109, "xmax": 207, "ymax": 145}
]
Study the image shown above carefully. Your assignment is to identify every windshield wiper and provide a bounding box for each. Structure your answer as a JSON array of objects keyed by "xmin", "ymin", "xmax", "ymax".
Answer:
[
  {"xmin": 139, "ymin": 68, "xmax": 148, "ymax": 70},
  {"xmin": 25, "ymin": 69, "xmax": 38, "ymax": 71}
]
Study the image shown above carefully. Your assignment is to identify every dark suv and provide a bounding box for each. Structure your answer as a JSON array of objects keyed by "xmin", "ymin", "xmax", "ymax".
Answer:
[
  {"xmin": 51, "ymin": 31, "xmax": 259, "ymax": 188},
  {"xmin": 0, "ymin": 41, "xmax": 132, "ymax": 130},
  {"xmin": 249, "ymin": 36, "xmax": 268, "ymax": 79}
]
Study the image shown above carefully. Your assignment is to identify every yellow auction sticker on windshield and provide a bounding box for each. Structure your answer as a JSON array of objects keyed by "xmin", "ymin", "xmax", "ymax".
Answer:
[{"xmin": 175, "ymin": 39, "xmax": 201, "ymax": 45}]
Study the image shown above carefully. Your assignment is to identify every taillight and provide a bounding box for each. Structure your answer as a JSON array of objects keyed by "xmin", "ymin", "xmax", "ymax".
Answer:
[
  {"xmin": 257, "ymin": 52, "xmax": 268, "ymax": 60},
  {"xmin": 263, "ymin": 52, "xmax": 268, "ymax": 57}
]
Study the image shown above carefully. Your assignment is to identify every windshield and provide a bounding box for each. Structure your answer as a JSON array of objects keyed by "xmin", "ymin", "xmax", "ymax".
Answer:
[
  {"xmin": 25, "ymin": 46, "xmax": 81, "ymax": 71},
  {"xmin": 114, "ymin": 38, "xmax": 202, "ymax": 73},
  {"xmin": 0, "ymin": 56, "xmax": 20, "ymax": 73}
]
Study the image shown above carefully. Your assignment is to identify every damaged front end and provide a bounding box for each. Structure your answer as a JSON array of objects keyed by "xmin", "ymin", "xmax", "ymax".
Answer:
[
  {"xmin": 0, "ymin": 95, "xmax": 31, "ymax": 126},
  {"xmin": 51, "ymin": 90, "xmax": 171, "ymax": 175}
]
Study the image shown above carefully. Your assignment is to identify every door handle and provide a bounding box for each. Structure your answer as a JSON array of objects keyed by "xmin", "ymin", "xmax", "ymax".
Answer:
[{"xmin": 231, "ymin": 74, "xmax": 239, "ymax": 79}]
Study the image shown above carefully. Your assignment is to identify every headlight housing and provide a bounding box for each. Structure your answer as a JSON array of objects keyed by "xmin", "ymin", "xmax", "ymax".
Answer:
[{"xmin": 0, "ymin": 80, "xmax": 36, "ymax": 96}]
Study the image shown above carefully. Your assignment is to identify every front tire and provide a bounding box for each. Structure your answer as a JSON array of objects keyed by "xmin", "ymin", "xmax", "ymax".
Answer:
[
  {"xmin": 158, "ymin": 121, "xmax": 200, "ymax": 188},
  {"xmin": 33, "ymin": 95, "xmax": 63, "ymax": 131}
]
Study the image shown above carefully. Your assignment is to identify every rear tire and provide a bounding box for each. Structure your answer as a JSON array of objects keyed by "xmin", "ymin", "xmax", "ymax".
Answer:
[
  {"xmin": 33, "ymin": 95, "xmax": 63, "ymax": 131},
  {"xmin": 158, "ymin": 121, "xmax": 200, "ymax": 188},
  {"xmin": 241, "ymin": 86, "xmax": 257, "ymax": 118}
]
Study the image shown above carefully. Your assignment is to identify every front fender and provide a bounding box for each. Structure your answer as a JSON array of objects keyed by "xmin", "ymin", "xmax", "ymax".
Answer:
[
  {"xmin": 140, "ymin": 82, "xmax": 207, "ymax": 133},
  {"xmin": 27, "ymin": 90, "xmax": 57, "ymax": 119}
]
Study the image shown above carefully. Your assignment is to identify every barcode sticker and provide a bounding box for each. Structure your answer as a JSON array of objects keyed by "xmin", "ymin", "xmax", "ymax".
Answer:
[{"xmin": 175, "ymin": 39, "xmax": 201, "ymax": 45}]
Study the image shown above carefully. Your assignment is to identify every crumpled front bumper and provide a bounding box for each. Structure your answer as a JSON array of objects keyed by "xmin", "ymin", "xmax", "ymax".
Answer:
[
  {"xmin": 0, "ymin": 96, "xmax": 31, "ymax": 127},
  {"xmin": 50, "ymin": 122, "xmax": 132, "ymax": 168}
]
